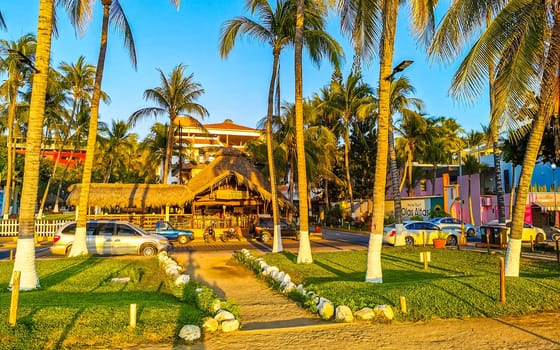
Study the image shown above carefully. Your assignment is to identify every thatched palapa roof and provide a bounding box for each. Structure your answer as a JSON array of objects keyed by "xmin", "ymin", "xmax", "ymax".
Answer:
[
  {"xmin": 66, "ymin": 183, "xmax": 194, "ymax": 208},
  {"xmin": 187, "ymin": 148, "xmax": 295, "ymax": 210}
]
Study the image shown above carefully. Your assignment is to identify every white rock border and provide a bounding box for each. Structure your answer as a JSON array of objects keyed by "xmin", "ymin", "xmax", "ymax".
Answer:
[
  {"xmin": 156, "ymin": 251, "xmax": 241, "ymax": 343},
  {"xmin": 235, "ymin": 249, "xmax": 395, "ymax": 323}
]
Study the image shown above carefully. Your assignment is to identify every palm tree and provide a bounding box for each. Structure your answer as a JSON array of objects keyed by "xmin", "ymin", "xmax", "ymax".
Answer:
[
  {"xmin": 430, "ymin": 0, "xmax": 508, "ymax": 226},
  {"xmin": 387, "ymin": 76, "xmax": 424, "ymax": 243},
  {"xmin": 139, "ymin": 122, "xmax": 169, "ymax": 183},
  {"xmin": 98, "ymin": 119, "xmax": 136, "ymax": 182},
  {"xmin": 338, "ymin": 0, "xmax": 438, "ymax": 282},
  {"xmin": 431, "ymin": 0, "xmax": 560, "ymax": 277},
  {"xmin": 0, "ymin": 34, "xmax": 37, "ymax": 219},
  {"xmin": 396, "ymin": 110, "xmax": 428, "ymax": 196},
  {"xmin": 220, "ymin": 0, "xmax": 341, "ymax": 253},
  {"xmin": 220, "ymin": 0, "xmax": 294, "ymax": 253},
  {"xmin": 129, "ymin": 64, "xmax": 208, "ymax": 185},
  {"xmin": 70, "ymin": 0, "xmax": 141, "ymax": 257},
  {"xmin": 316, "ymin": 71, "xmax": 373, "ymax": 215},
  {"xmin": 10, "ymin": 0, "xmax": 54, "ymax": 291}
]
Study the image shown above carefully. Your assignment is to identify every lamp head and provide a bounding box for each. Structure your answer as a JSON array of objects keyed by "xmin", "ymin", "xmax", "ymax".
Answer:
[{"xmin": 553, "ymin": 163, "xmax": 557, "ymax": 170}]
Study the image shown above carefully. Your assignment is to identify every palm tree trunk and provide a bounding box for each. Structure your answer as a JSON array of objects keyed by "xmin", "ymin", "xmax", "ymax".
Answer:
[
  {"xmin": 2, "ymin": 90, "xmax": 16, "ymax": 219},
  {"xmin": 295, "ymin": 0, "xmax": 312, "ymax": 264},
  {"xmin": 38, "ymin": 142, "xmax": 65, "ymax": 217},
  {"xmin": 163, "ymin": 117, "xmax": 175, "ymax": 184},
  {"xmin": 11, "ymin": 0, "xmax": 54, "ymax": 290},
  {"xmin": 506, "ymin": 7, "xmax": 560, "ymax": 277},
  {"xmin": 389, "ymin": 119, "xmax": 404, "ymax": 245},
  {"xmin": 366, "ymin": 0, "xmax": 398, "ymax": 283},
  {"xmin": 268, "ymin": 48, "xmax": 283, "ymax": 253},
  {"xmin": 344, "ymin": 120, "xmax": 353, "ymax": 214},
  {"xmin": 70, "ymin": 0, "xmax": 111, "ymax": 257}
]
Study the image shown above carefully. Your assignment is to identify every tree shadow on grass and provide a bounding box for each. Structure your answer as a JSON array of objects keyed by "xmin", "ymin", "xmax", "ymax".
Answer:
[{"xmin": 39, "ymin": 256, "xmax": 102, "ymax": 288}]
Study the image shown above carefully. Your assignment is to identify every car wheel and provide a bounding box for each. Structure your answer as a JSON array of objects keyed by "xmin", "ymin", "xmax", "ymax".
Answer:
[
  {"xmin": 467, "ymin": 228, "xmax": 475, "ymax": 237},
  {"xmin": 140, "ymin": 244, "xmax": 157, "ymax": 256},
  {"xmin": 178, "ymin": 235, "xmax": 188, "ymax": 244},
  {"xmin": 260, "ymin": 232, "xmax": 271, "ymax": 243},
  {"xmin": 405, "ymin": 236, "xmax": 414, "ymax": 246},
  {"xmin": 447, "ymin": 235, "xmax": 458, "ymax": 246},
  {"xmin": 535, "ymin": 233, "xmax": 545, "ymax": 244},
  {"xmin": 65, "ymin": 244, "xmax": 73, "ymax": 257}
]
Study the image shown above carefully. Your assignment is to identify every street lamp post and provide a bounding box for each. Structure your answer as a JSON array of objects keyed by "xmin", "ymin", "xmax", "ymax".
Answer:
[{"xmin": 552, "ymin": 163, "xmax": 557, "ymax": 227}]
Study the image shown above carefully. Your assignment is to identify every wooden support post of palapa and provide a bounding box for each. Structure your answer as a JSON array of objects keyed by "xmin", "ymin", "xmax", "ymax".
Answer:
[{"xmin": 9, "ymin": 270, "xmax": 21, "ymax": 326}]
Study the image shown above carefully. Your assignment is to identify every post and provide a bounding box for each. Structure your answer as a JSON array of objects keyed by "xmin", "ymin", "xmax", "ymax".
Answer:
[
  {"xmin": 9, "ymin": 270, "xmax": 21, "ymax": 326},
  {"xmin": 530, "ymin": 235, "xmax": 534, "ymax": 252},
  {"xmin": 10, "ymin": 249, "xmax": 13, "ymax": 261},
  {"xmin": 423, "ymin": 251, "xmax": 429, "ymax": 271},
  {"xmin": 556, "ymin": 240, "xmax": 559, "ymax": 264},
  {"xmin": 499, "ymin": 257, "xmax": 506, "ymax": 303},
  {"xmin": 129, "ymin": 303, "xmax": 137, "ymax": 328},
  {"xmin": 553, "ymin": 163, "xmax": 557, "ymax": 227},
  {"xmin": 486, "ymin": 230, "xmax": 490, "ymax": 254},
  {"xmin": 400, "ymin": 296, "xmax": 407, "ymax": 313}
]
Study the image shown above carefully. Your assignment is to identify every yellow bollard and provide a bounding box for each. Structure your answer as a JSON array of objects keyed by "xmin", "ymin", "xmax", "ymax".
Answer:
[
  {"xmin": 400, "ymin": 296, "xmax": 407, "ymax": 313},
  {"xmin": 499, "ymin": 257, "xmax": 506, "ymax": 303},
  {"xmin": 129, "ymin": 303, "xmax": 137, "ymax": 328},
  {"xmin": 10, "ymin": 249, "xmax": 13, "ymax": 261}
]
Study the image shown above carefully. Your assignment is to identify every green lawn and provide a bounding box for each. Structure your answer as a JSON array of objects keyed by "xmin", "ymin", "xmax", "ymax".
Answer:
[
  {"xmin": 0, "ymin": 257, "xmax": 211, "ymax": 350},
  {"xmin": 256, "ymin": 248, "xmax": 560, "ymax": 322}
]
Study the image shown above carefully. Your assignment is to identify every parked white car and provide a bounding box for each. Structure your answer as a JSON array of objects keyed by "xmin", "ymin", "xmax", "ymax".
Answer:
[
  {"xmin": 51, "ymin": 220, "xmax": 171, "ymax": 256},
  {"xmin": 383, "ymin": 221, "xmax": 458, "ymax": 246}
]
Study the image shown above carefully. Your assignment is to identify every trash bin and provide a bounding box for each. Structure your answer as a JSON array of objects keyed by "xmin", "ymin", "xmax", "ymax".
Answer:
[{"xmin": 481, "ymin": 225, "xmax": 508, "ymax": 245}]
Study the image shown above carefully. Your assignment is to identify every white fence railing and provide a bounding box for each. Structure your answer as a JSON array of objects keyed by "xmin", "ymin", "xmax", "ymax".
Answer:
[{"xmin": 0, "ymin": 219, "xmax": 71, "ymax": 239}]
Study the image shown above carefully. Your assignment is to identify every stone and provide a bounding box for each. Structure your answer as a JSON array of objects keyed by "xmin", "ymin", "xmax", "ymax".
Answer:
[
  {"xmin": 178, "ymin": 325, "xmax": 201, "ymax": 342},
  {"xmin": 110, "ymin": 277, "xmax": 130, "ymax": 283},
  {"xmin": 221, "ymin": 319, "xmax": 240, "ymax": 333},
  {"xmin": 281, "ymin": 273, "xmax": 291, "ymax": 284},
  {"xmin": 174, "ymin": 274, "xmax": 190, "ymax": 287},
  {"xmin": 214, "ymin": 310, "xmax": 235, "ymax": 322},
  {"xmin": 354, "ymin": 307, "xmax": 375, "ymax": 320},
  {"xmin": 210, "ymin": 298, "xmax": 222, "ymax": 313},
  {"xmin": 165, "ymin": 266, "xmax": 180, "ymax": 277},
  {"xmin": 335, "ymin": 305, "xmax": 354, "ymax": 322},
  {"xmin": 374, "ymin": 304, "xmax": 394, "ymax": 321},
  {"xmin": 318, "ymin": 298, "xmax": 334, "ymax": 320},
  {"xmin": 282, "ymin": 281, "xmax": 296, "ymax": 293},
  {"xmin": 201, "ymin": 317, "xmax": 219, "ymax": 332}
]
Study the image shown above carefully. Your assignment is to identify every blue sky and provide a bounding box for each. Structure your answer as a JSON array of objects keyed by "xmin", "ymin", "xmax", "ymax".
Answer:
[{"xmin": 3, "ymin": 1, "xmax": 489, "ymax": 139}]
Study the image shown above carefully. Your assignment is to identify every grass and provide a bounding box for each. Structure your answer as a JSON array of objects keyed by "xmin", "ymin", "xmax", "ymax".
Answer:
[
  {"xmin": 256, "ymin": 248, "xmax": 560, "ymax": 322},
  {"xmin": 0, "ymin": 256, "xmax": 226, "ymax": 350}
]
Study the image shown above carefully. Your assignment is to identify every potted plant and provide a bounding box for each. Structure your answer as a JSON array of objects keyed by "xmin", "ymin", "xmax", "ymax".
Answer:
[{"xmin": 433, "ymin": 231, "xmax": 447, "ymax": 249}]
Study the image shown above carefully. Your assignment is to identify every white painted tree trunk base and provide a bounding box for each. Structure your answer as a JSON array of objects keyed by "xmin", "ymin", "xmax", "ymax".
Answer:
[
  {"xmin": 297, "ymin": 230, "xmax": 313, "ymax": 264},
  {"xmin": 272, "ymin": 224, "xmax": 283, "ymax": 253},
  {"xmin": 365, "ymin": 234, "xmax": 383, "ymax": 283},
  {"xmin": 11, "ymin": 237, "xmax": 40, "ymax": 291},
  {"xmin": 505, "ymin": 238, "xmax": 522, "ymax": 277},
  {"xmin": 68, "ymin": 225, "xmax": 89, "ymax": 257}
]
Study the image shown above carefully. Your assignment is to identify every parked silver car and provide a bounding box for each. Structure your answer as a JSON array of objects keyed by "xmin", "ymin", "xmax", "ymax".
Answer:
[
  {"xmin": 51, "ymin": 220, "xmax": 171, "ymax": 256},
  {"xmin": 429, "ymin": 217, "xmax": 477, "ymax": 238}
]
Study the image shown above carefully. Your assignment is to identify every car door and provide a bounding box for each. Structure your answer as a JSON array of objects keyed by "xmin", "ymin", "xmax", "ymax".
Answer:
[
  {"xmin": 113, "ymin": 223, "xmax": 139, "ymax": 255},
  {"xmin": 92, "ymin": 222, "xmax": 115, "ymax": 255}
]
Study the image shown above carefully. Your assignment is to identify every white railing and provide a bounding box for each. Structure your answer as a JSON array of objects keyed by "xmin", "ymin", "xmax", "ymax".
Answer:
[{"xmin": 0, "ymin": 219, "xmax": 71, "ymax": 239}]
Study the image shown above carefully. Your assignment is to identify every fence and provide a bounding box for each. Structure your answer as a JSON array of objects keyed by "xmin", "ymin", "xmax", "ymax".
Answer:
[
  {"xmin": 0, "ymin": 214, "xmax": 252, "ymax": 240},
  {"xmin": 0, "ymin": 219, "xmax": 70, "ymax": 240}
]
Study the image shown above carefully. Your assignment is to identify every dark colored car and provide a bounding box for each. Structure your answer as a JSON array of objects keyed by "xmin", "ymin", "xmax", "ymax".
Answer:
[{"xmin": 252, "ymin": 215, "xmax": 299, "ymax": 242}]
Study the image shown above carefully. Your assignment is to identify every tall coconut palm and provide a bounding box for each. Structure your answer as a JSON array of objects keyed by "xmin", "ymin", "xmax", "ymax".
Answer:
[
  {"xmin": 10, "ymin": 0, "xmax": 54, "ymax": 291},
  {"xmin": 431, "ymin": 0, "xmax": 560, "ymax": 276},
  {"xmin": 220, "ymin": 0, "xmax": 341, "ymax": 253},
  {"xmin": 338, "ymin": 0, "xmax": 438, "ymax": 282},
  {"xmin": 430, "ymin": 0, "xmax": 508, "ymax": 225},
  {"xmin": 316, "ymin": 71, "xmax": 373, "ymax": 215},
  {"xmin": 463, "ymin": 154, "xmax": 487, "ymax": 225},
  {"xmin": 0, "ymin": 34, "xmax": 37, "ymax": 219},
  {"xmin": 386, "ymin": 76, "xmax": 424, "ymax": 244},
  {"xmin": 129, "ymin": 64, "xmax": 208, "ymax": 186},
  {"xmin": 70, "ymin": 0, "xmax": 142, "ymax": 257},
  {"xmin": 220, "ymin": 0, "xmax": 294, "ymax": 253}
]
